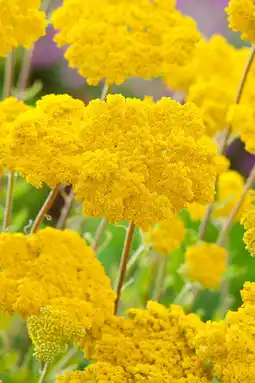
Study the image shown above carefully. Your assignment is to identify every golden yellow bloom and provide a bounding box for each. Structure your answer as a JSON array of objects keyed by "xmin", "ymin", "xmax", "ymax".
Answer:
[
  {"xmin": 0, "ymin": 97, "xmax": 31, "ymax": 176},
  {"xmin": 226, "ymin": 0, "xmax": 255, "ymax": 43},
  {"xmin": 57, "ymin": 302, "xmax": 209, "ymax": 383},
  {"xmin": 187, "ymin": 170, "xmax": 254, "ymax": 222},
  {"xmin": 73, "ymin": 94, "xmax": 217, "ymax": 229},
  {"xmin": 52, "ymin": 0, "xmax": 200, "ymax": 85},
  {"xmin": 0, "ymin": 0, "xmax": 47, "ymax": 57},
  {"xmin": 214, "ymin": 155, "xmax": 230, "ymax": 175},
  {"xmin": 184, "ymin": 243, "xmax": 227, "ymax": 289},
  {"xmin": 146, "ymin": 216, "xmax": 185, "ymax": 255},
  {"xmin": 241, "ymin": 205, "xmax": 255, "ymax": 255},
  {"xmin": 196, "ymin": 282, "xmax": 255, "ymax": 383},
  {"xmin": 0, "ymin": 228, "xmax": 115, "ymax": 362},
  {"xmin": 228, "ymin": 104, "xmax": 255, "ymax": 155},
  {"xmin": 6, "ymin": 94, "xmax": 85, "ymax": 187}
]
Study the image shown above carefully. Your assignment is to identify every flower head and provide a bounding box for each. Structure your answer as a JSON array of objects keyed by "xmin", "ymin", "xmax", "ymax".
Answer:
[
  {"xmin": 0, "ymin": 228, "xmax": 115, "ymax": 362},
  {"xmin": 241, "ymin": 205, "xmax": 255, "ymax": 255},
  {"xmin": 184, "ymin": 243, "xmax": 228, "ymax": 289},
  {"xmin": 73, "ymin": 94, "xmax": 217, "ymax": 229},
  {"xmin": 0, "ymin": 0, "xmax": 47, "ymax": 56},
  {"xmin": 226, "ymin": 0, "xmax": 255, "ymax": 42},
  {"xmin": 52, "ymin": 0, "xmax": 200, "ymax": 85}
]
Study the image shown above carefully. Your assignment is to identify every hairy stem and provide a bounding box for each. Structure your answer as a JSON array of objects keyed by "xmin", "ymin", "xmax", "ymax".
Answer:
[
  {"xmin": 114, "ymin": 220, "xmax": 136, "ymax": 314},
  {"xmin": 198, "ymin": 45, "xmax": 255, "ymax": 240},
  {"xmin": 91, "ymin": 218, "xmax": 108, "ymax": 251},
  {"xmin": 38, "ymin": 363, "xmax": 49, "ymax": 383},
  {"xmin": 152, "ymin": 255, "xmax": 168, "ymax": 301},
  {"xmin": 30, "ymin": 185, "xmax": 61, "ymax": 234},
  {"xmin": 2, "ymin": 53, "xmax": 14, "ymax": 99},
  {"xmin": 2, "ymin": 172, "xmax": 15, "ymax": 232},
  {"xmin": 56, "ymin": 189, "xmax": 74, "ymax": 230}
]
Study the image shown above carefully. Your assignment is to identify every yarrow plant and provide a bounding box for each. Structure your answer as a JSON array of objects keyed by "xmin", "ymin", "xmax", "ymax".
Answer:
[{"xmin": 0, "ymin": 1, "xmax": 255, "ymax": 383}]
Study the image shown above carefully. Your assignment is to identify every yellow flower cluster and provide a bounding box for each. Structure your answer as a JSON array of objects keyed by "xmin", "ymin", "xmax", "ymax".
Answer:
[
  {"xmin": 184, "ymin": 243, "xmax": 228, "ymax": 289},
  {"xmin": 146, "ymin": 216, "xmax": 185, "ymax": 255},
  {"xmin": 196, "ymin": 282, "xmax": 255, "ymax": 383},
  {"xmin": 73, "ymin": 94, "xmax": 217, "ymax": 229},
  {"xmin": 226, "ymin": 0, "xmax": 255, "ymax": 43},
  {"xmin": 57, "ymin": 302, "xmax": 210, "ymax": 383},
  {"xmin": 0, "ymin": 0, "xmax": 47, "ymax": 57},
  {"xmin": 1, "ymin": 94, "xmax": 85, "ymax": 187},
  {"xmin": 0, "ymin": 228, "xmax": 115, "ymax": 362},
  {"xmin": 52, "ymin": 0, "xmax": 200, "ymax": 85},
  {"xmin": 0, "ymin": 97, "xmax": 31, "ymax": 177},
  {"xmin": 241, "ymin": 205, "xmax": 255, "ymax": 255},
  {"xmin": 165, "ymin": 35, "xmax": 255, "ymax": 137},
  {"xmin": 228, "ymin": 104, "xmax": 255, "ymax": 155},
  {"xmin": 187, "ymin": 170, "xmax": 255, "ymax": 221}
]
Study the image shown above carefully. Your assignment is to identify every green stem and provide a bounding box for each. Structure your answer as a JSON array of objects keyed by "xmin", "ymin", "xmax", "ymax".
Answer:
[
  {"xmin": 152, "ymin": 255, "xmax": 168, "ymax": 302},
  {"xmin": 2, "ymin": 172, "xmax": 15, "ymax": 232},
  {"xmin": 114, "ymin": 220, "xmax": 136, "ymax": 314},
  {"xmin": 38, "ymin": 363, "xmax": 49, "ymax": 383},
  {"xmin": 91, "ymin": 218, "xmax": 108, "ymax": 251},
  {"xmin": 2, "ymin": 52, "xmax": 14, "ymax": 99}
]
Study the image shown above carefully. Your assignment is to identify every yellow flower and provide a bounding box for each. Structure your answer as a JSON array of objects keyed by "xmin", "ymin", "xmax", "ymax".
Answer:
[
  {"xmin": 196, "ymin": 282, "xmax": 255, "ymax": 383},
  {"xmin": 214, "ymin": 155, "xmax": 230, "ymax": 175},
  {"xmin": 226, "ymin": 0, "xmax": 255, "ymax": 43},
  {"xmin": 57, "ymin": 302, "xmax": 209, "ymax": 383},
  {"xmin": 184, "ymin": 243, "xmax": 228, "ymax": 289},
  {"xmin": 0, "ymin": 0, "xmax": 47, "ymax": 57},
  {"xmin": 73, "ymin": 94, "xmax": 217, "ymax": 230},
  {"xmin": 6, "ymin": 94, "xmax": 85, "ymax": 187},
  {"xmin": 0, "ymin": 228, "xmax": 115, "ymax": 362},
  {"xmin": 146, "ymin": 216, "xmax": 185, "ymax": 255},
  {"xmin": 187, "ymin": 170, "xmax": 254, "ymax": 222},
  {"xmin": 228, "ymin": 104, "xmax": 255, "ymax": 155},
  {"xmin": 52, "ymin": 0, "xmax": 199, "ymax": 85},
  {"xmin": 241, "ymin": 205, "xmax": 255, "ymax": 255}
]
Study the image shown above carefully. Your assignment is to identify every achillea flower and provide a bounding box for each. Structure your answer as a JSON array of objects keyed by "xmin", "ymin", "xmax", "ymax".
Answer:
[
  {"xmin": 0, "ymin": 228, "xmax": 115, "ymax": 362},
  {"xmin": 241, "ymin": 205, "xmax": 255, "ymax": 255},
  {"xmin": 73, "ymin": 94, "xmax": 217, "ymax": 230},
  {"xmin": 0, "ymin": 97, "xmax": 31, "ymax": 176},
  {"xmin": 226, "ymin": 0, "xmax": 255, "ymax": 42},
  {"xmin": 57, "ymin": 302, "xmax": 210, "ymax": 383},
  {"xmin": 0, "ymin": 0, "xmax": 47, "ymax": 57},
  {"xmin": 228, "ymin": 104, "xmax": 255, "ymax": 155},
  {"xmin": 52, "ymin": 0, "xmax": 200, "ymax": 85},
  {"xmin": 184, "ymin": 243, "xmax": 228, "ymax": 289},
  {"xmin": 187, "ymin": 170, "xmax": 254, "ymax": 221},
  {"xmin": 6, "ymin": 94, "xmax": 85, "ymax": 187},
  {"xmin": 196, "ymin": 282, "xmax": 255, "ymax": 383},
  {"xmin": 146, "ymin": 216, "xmax": 185, "ymax": 255}
]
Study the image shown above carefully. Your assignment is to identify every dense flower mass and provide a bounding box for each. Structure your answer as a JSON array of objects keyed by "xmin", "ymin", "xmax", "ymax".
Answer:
[
  {"xmin": 196, "ymin": 282, "xmax": 255, "ymax": 383},
  {"xmin": 146, "ymin": 216, "xmax": 185, "ymax": 255},
  {"xmin": 73, "ymin": 94, "xmax": 217, "ymax": 229},
  {"xmin": 57, "ymin": 302, "xmax": 210, "ymax": 383},
  {"xmin": 0, "ymin": 0, "xmax": 47, "ymax": 57},
  {"xmin": 184, "ymin": 243, "xmax": 228, "ymax": 289},
  {"xmin": 0, "ymin": 228, "xmax": 116, "ymax": 362},
  {"xmin": 226, "ymin": 0, "xmax": 255, "ymax": 43},
  {"xmin": 228, "ymin": 104, "xmax": 255, "ymax": 155},
  {"xmin": 187, "ymin": 170, "xmax": 255, "ymax": 221},
  {"xmin": 51, "ymin": 0, "xmax": 200, "ymax": 85},
  {"xmin": 0, "ymin": 97, "xmax": 31, "ymax": 176},
  {"xmin": 3, "ymin": 94, "xmax": 85, "ymax": 187},
  {"xmin": 241, "ymin": 205, "xmax": 255, "ymax": 255},
  {"xmin": 165, "ymin": 35, "xmax": 255, "ymax": 137}
]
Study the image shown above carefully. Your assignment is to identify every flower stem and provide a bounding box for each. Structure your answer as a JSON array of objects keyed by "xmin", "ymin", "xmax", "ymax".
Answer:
[
  {"xmin": 198, "ymin": 44, "xmax": 255, "ymax": 240},
  {"xmin": 91, "ymin": 218, "xmax": 108, "ymax": 251},
  {"xmin": 2, "ymin": 172, "xmax": 15, "ymax": 232},
  {"xmin": 114, "ymin": 220, "xmax": 136, "ymax": 314},
  {"xmin": 17, "ymin": 47, "xmax": 34, "ymax": 100},
  {"xmin": 217, "ymin": 164, "xmax": 255, "ymax": 246},
  {"xmin": 38, "ymin": 363, "xmax": 49, "ymax": 383},
  {"xmin": 56, "ymin": 189, "xmax": 74, "ymax": 230},
  {"xmin": 30, "ymin": 185, "xmax": 61, "ymax": 234},
  {"xmin": 2, "ymin": 53, "xmax": 14, "ymax": 99},
  {"xmin": 152, "ymin": 254, "xmax": 168, "ymax": 302}
]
